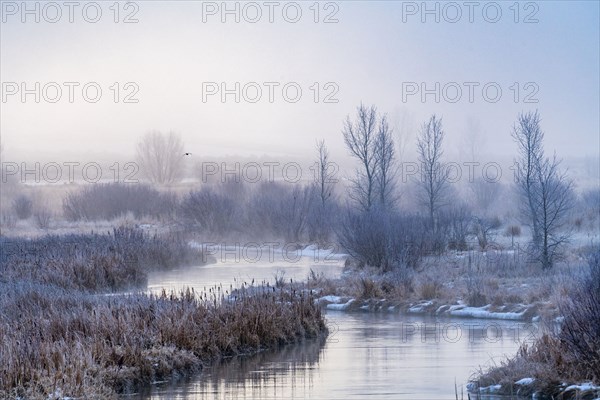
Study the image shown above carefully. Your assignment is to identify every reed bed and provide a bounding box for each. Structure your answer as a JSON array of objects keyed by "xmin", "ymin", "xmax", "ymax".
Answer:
[
  {"xmin": 0, "ymin": 229, "xmax": 327, "ymax": 399},
  {"xmin": 0, "ymin": 227, "xmax": 205, "ymax": 292}
]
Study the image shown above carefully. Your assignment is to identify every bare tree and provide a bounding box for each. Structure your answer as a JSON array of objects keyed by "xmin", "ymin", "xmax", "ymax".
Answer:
[
  {"xmin": 533, "ymin": 154, "xmax": 575, "ymax": 268},
  {"xmin": 307, "ymin": 140, "xmax": 337, "ymax": 244},
  {"xmin": 342, "ymin": 104, "xmax": 378, "ymax": 210},
  {"xmin": 512, "ymin": 111, "xmax": 575, "ymax": 269},
  {"xmin": 136, "ymin": 131, "xmax": 185, "ymax": 185},
  {"xmin": 342, "ymin": 104, "xmax": 398, "ymax": 211},
  {"xmin": 313, "ymin": 139, "xmax": 335, "ymax": 207},
  {"xmin": 416, "ymin": 115, "xmax": 448, "ymax": 231},
  {"xmin": 374, "ymin": 115, "xmax": 397, "ymax": 209},
  {"xmin": 512, "ymin": 111, "xmax": 545, "ymax": 246}
]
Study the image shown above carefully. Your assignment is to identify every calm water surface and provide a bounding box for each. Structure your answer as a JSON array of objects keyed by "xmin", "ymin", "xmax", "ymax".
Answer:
[{"xmin": 129, "ymin": 249, "xmax": 534, "ymax": 400}]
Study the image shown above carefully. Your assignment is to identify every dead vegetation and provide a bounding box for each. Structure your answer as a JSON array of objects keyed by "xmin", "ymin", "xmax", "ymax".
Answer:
[
  {"xmin": 0, "ymin": 229, "xmax": 327, "ymax": 399},
  {"xmin": 473, "ymin": 249, "xmax": 600, "ymax": 396}
]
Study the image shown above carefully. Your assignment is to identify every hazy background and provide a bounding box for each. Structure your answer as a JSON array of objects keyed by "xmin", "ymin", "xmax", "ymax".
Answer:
[{"xmin": 1, "ymin": 1, "xmax": 599, "ymax": 171}]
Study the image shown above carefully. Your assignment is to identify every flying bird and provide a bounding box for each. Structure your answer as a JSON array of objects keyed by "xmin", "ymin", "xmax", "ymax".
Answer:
[{"xmin": 183, "ymin": 152, "xmax": 192, "ymax": 156}]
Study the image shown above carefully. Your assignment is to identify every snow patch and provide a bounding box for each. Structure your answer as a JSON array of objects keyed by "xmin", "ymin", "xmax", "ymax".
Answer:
[
  {"xmin": 326, "ymin": 299, "xmax": 355, "ymax": 311},
  {"xmin": 565, "ymin": 382, "xmax": 600, "ymax": 392},
  {"xmin": 479, "ymin": 384, "xmax": 502, "ymax": 394},
  {"xmin": 449, "ymin": 305, "xmax": 526, "ymax": 320},
  {"xmin": 318, "ymin": 295, "xmax": 343, "ymax": 304},
  {"xmin": 436, "ymin": 305, "xmax": 449, "ymax": 314},
  {"xmin": 516, "ymin": 378, "xmax": 535, "ymax": 385},
  {"xmin": 408, "ymin": 301, "xmax": 433, "ymax": 313}
]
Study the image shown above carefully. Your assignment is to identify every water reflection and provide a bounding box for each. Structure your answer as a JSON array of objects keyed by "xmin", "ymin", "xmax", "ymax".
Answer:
[
  {"xmin": 147, "ymin": 246, "xmax": 344, "ymax": 295},
  {"xmin": 129, "ymin": 312, "xmax": 536, "ymax": 400},
  {"xmin": 132, "ymin": 255, "xmax": 535, "ymax": 399},
  {"xmin": 132, "ymin": 336, "xmax": 327, "ymax": 400}
]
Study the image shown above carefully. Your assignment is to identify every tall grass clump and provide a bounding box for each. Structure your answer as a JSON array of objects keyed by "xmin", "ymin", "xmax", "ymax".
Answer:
[{"xmin": 34, "ymin": 207, "xmax": 52, "ymax": 229}]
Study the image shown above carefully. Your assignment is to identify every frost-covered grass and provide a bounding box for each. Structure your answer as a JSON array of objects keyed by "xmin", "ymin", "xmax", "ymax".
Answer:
[
  {"xmin": 0, "ymin": 285, "xmax": 326, "ymax": 399},
  {"xmin": 0, "ymin": 227, "xmax": 205, "ymax": 292},
  {"xmin": 472, "ymin": 250, "xmax": 600, "ymax": 397},
  {"xmin": 0, "ymin": 229, "xmax": 327, "ymax": 399}
]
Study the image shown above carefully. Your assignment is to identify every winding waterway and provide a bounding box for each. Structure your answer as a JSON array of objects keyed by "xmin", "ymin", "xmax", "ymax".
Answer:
[{"xmin": 129, "ymin": 247, "xmax": 534, "ymax": 400}]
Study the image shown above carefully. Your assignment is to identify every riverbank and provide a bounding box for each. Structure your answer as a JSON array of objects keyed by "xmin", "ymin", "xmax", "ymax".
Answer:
[
  {"xmin": 299, "ymin": 246, "xmax": 599, "ymax": 400},
  {"xmin": 0, "ymin": 230, "xmax": 328, "ymax": 399},
  {"xmin": 317, "ymin": 295, "xmax": 545, "ymax": 321},
  {"xmin": 2, "ymin": 224, "xmax": 595, "ymax": 399},
  {"xmin": 468, "ymin": 251, "xmax": 600, "ymax": 399},
  {"xmin": 299, "ymin": 252, "xmax": 575, "ymax": 323}
]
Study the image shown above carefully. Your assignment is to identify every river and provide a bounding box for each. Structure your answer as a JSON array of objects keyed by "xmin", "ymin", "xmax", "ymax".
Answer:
[{"xmin": 128, "ymin": 247, "xmax": 534, "ymax": 400}]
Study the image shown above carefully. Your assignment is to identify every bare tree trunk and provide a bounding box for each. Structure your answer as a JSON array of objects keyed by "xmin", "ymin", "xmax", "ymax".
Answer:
[
  {"xmin": 512, "ymin": 112, "xmax": 574, "ymax": 269},
  {"xmin": 416, "ymin": 115, "xmax": 448, "ymax": 233},
  {"xmin": 534, "ymin": 154, "xmax": 574, "ymax": 268},
  {"xmin": 343, "ymin": 104, "xmax": 400, "ymax": 211},
  {"xmin": 374, "ymin": 115, "xmax": 397, "ymax": 209},
  {"xmin": 309, "ymin": 139, "xmax": 337, "ymax": 244},
  {"xmin": 314, "ymin": 139, "xmax": 335, "ymax": 207},
  {"xmin": 342, "ymin": 104, "xmax": 379, "ymax": 211},
  {"xmin": 512, "ymin": 111, "xmax": 544, "ymax": 248}
]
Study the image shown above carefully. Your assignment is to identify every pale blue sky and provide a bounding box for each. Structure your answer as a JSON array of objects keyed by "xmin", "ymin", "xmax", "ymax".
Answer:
[{"xmin": 1, "ymin": 1, "xmax": 598, "ymax": 163}]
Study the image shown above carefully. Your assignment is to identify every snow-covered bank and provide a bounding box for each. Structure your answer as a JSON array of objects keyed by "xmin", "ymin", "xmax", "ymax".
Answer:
[
  {"xmin": 468, "ymin": 380, "xmax": 600, "ymax": 399},
  {"xmin": 446, "ymin": 304, "xmax": 529, "ymax": 320},
  {"xmin": 316, "ymin": 295, "xmax": 544, "ymax": 322}
]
